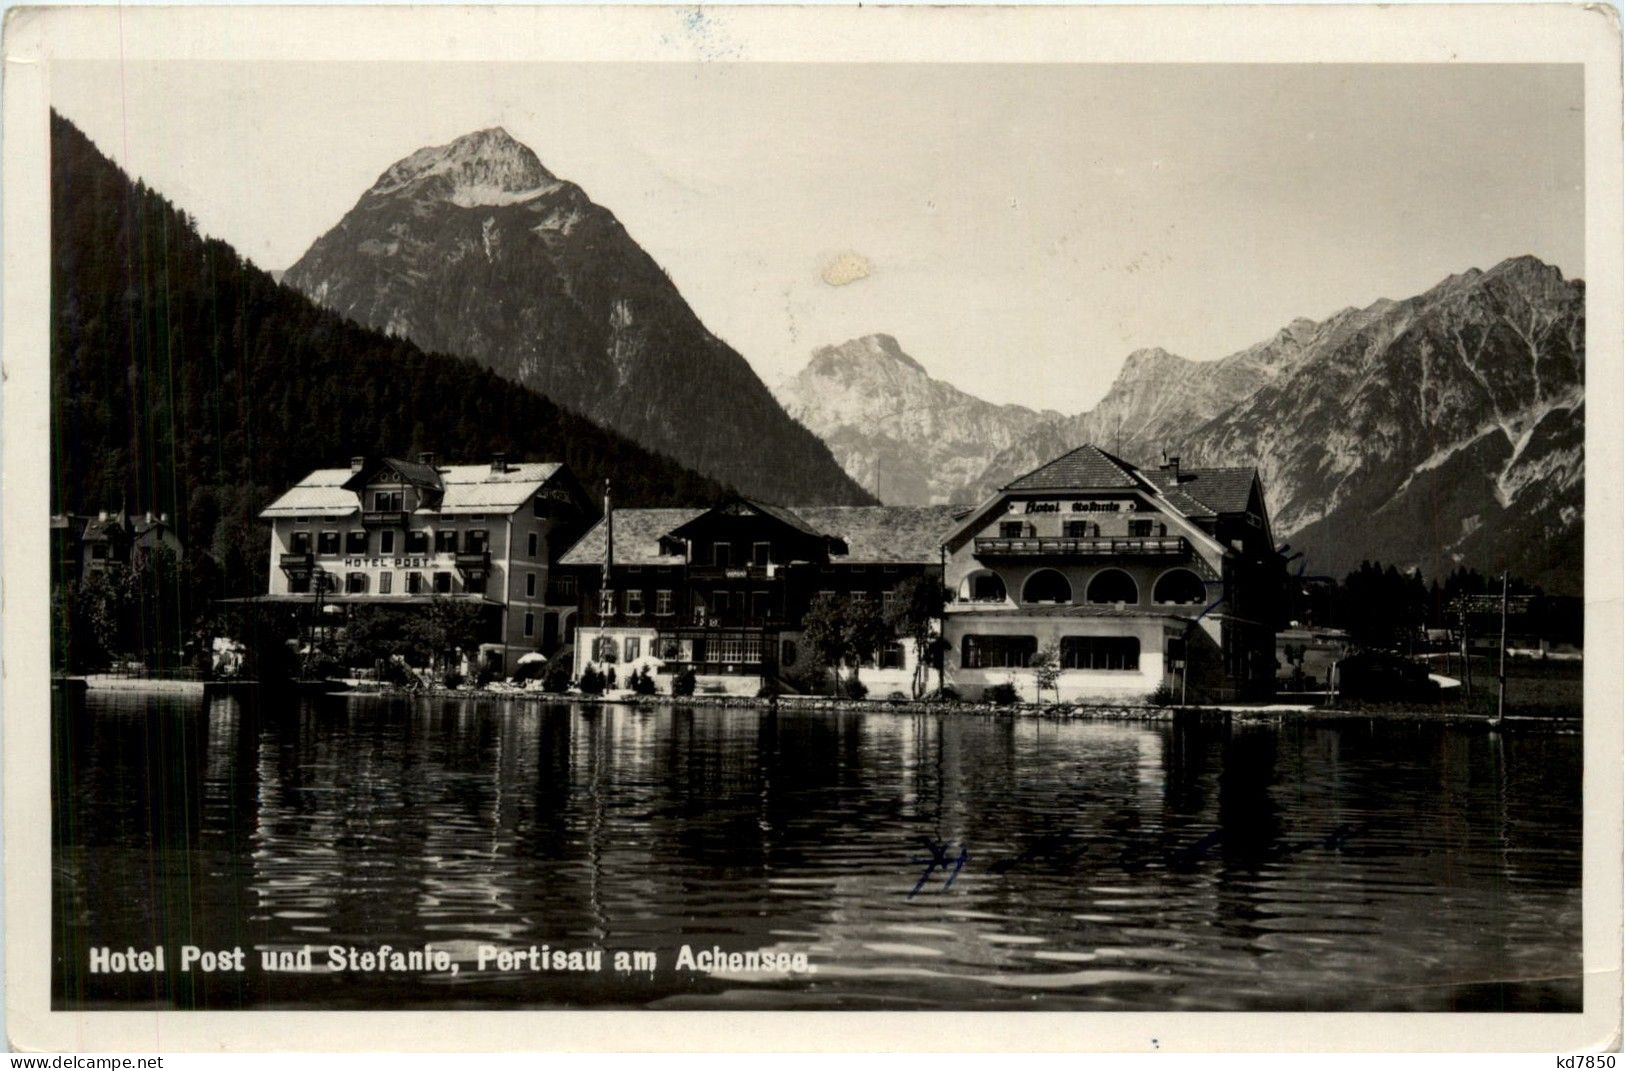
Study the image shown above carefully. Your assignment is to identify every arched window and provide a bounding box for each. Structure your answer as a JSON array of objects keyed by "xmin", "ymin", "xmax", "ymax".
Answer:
[
  {"xmin": 1086, "ymin": 569, "xmax": 1139, "ymax": 605},
  {"xmin": 965, "ymin": 570, "xmax": 1007, "ymax": 603},
  {"xmin": 1022, "ymin": 569, "xmax": 1073, "ymax": 605},
  {"xmin": 1153, "ymin": 568, "xmax": 1208, "ymax": 606}
]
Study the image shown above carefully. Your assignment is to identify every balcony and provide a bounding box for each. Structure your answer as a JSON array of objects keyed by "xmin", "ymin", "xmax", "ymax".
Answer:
[
  {"xmin": 361, "ymin": 510, "xmax": 408, "ymax": 528},
  {"xmin": 974, "ymin": 535, "xmax": 1189, "ymax": 559},
  {"xmin": 279, "ymin": 552, "xmax": 314, "ymax": 574},
  {"xmin": 687, "ymin": 564, "xmax": 778, "ymax": 581},
  {"xmin": 454, "ymin": 549, "xmax": 491, "ymax": 575}
]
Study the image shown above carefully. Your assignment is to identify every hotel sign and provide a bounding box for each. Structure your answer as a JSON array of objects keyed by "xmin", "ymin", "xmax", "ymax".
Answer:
[
  {"xmin": 342, "ymin": 555, "xmax": 450, "ymax": 569},
  {"xmin": 1014, "ymin": 499, "xmax": 1140, "ymax": 515}
]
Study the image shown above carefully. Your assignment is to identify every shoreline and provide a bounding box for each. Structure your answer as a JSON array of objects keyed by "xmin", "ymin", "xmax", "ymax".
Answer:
[{"xmin": 60, "ymin": 675, "xmax": 1580, "ymax": 731}]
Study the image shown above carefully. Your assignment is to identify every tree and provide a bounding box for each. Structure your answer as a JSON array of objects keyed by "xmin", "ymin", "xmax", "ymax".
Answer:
[
  {"xmin": 1032, "ymin": 643, "xmax": 1061, "ymax": 705},
  {"xmin": 404, "ymin": 597, "xmax": 488, "ymax": 675},
  {"xmin": 799, "ymin": 593, "xmax": 849, "ymax": 696},
  {"xmin": 883, "ymin": 576, "xmax": 945, "ymax": 699}
]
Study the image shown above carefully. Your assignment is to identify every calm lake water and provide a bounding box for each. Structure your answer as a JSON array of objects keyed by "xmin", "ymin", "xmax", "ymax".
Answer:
[{"xmin": 52, "ymin": 690, "xmax": 1582, "ymax": 1011}]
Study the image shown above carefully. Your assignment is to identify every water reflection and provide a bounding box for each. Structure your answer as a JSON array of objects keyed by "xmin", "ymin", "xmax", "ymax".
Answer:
[{"xmin": 53, "ymin": 692, "xmax": 1582, "ymax": 1011}]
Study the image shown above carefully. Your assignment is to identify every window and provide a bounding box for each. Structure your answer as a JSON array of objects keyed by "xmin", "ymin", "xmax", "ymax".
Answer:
[
  {"xmin": 523, "ymin": 612, "xmax": 535, "ymax": 638},
  {"xmin": 881, "ymin": 590, "xmax": 899, "ymax": 620},
  {"xmin": 626, "ymin": 590, "xmax": 644, "ymax": 615},
  {"xmin": 347, "ymin": 530, "xmax": 369, "ymax": 554},
  {"xmin": 1000, "ymin": 521, "xmax": 1026, "ymax": 538},
  {"xmin": 742, "ymin": 634, "xmax": 762, "ymax": 664},
  {"xmin": 433, "ymin": 571, "xmax": 452, "ymax": 594},
  {"xmin": 624, "ymin": 637, "xmax": 641, "ymax": 662},
  {"xmin": 406, "ymin": 572, "xmax": 423, "ymax": 594},
  {"xmin": 465, "ymin": 573, "xmax": 486, "ymax": 594},
  {"xmin": 961, "ymin": 635, "xmax": 1037, "ymax": 669},
  {"xmin": 406, "ymin": 530, "xmax": 429, "ymax": 554},
  {"xmin": 1063, "ymin": 520, "xmax": 1098, "ymax": 538},
  {"xmin": 1061, "ymin": 636, "xmax": 1140, "ymax": 671},
  {"xmin": 467, "ymin": 514, "xmax": 485, "ymax": 522},
  {"xmin": 527, "ymin": 532, "xmax": 538, "ymax": 558},
  {"xmin": 380, "ymin": 530, "xmax": 395, "ymax": 554},
  {"xmin": 290, "ymin": 531, "xmax": 312, "ymax": 554},
  {"xmin": 751, "ymin": 591, "xmax": 771, "ymax": 620},
  {"xmin": 655, "ymin": 589, "xmax": 674, "ymax": 615},
  {"xmin": 753, "ymin": 542, "xmax": 772, "ymax": 567},
  {"xmin": 713, "ymin": 542, "xmax": 731, "ymax": 567},
  {"xmin": 346, "ymin": 572, "xmax": 367, "ymax": 594},
  {"xmin": 1153, "ymin": 569, "xmax": 1208, "ymax": 606},
  {"xmin": 593, "ymin": 635, "xmax": 618, "ymax": 662},
  {"xmin": 289, "ymin": 574, "xmax": 311, "ymax": 594},
  {"xmin": 1086, "ymin": 569, "xmax": 1139, "ymax": 605},
  {"xmin": 602, "ymin": 589, "xmax": 617, "ymax": 617},
  {"xmin": 372, "ymin": 490, "xmax": 402, "ymax": 512},
  {"xmin": 781, "ymin": 641, "xmax": 798, "ymax": 667},
  {"xmin": 379, "ymin": 572, "xmax": 393, "ymax": 594},
  {"xmin": 436, "ymin": 529, "xmax": 458, "ymax": 554},
  {"xmin": 969, "ymin": 572, "xmax": 1007, "ymax": 603},
  {"xmin": 467, "ymin": 529, "xmax": 489, "ymax": 553},
  {"xmin": 526, "ymin": 572, "xmax": 537, "ymax": 598},
  {"xmin": 1129, "ymin": 519, "xmax": 1164, "ymax": 538},
  {"xmin": 317, "ymin": 531, "xmax": 340, "ymax": 555},
  {"xmin": 655, "ymin": 637, "xmax": 681, "ymax": 660},
  {"xmin": 877, "ymin": 642, "xmax": 905, "ymax": 669},
  {"xmin": 1022, "ymin": 569, "xmax": 1073, "ymax": 604}
]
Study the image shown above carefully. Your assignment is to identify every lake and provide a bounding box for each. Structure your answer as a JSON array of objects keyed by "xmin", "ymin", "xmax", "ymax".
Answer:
[{"xmin": 52, "ymin": 690, "xmax": 1582, "ymax": 1011}]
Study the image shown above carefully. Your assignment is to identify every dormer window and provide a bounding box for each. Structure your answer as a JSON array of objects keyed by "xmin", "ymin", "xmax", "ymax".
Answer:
[{"xmin": 373, "ymin": 490, "xmax": 403, "ymax": 512}]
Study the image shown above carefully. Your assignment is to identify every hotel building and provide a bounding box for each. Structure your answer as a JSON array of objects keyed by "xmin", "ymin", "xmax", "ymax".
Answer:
[
  {"xmin": 255, "ymin": 454, "xmax": 591, "ymax": 668},
  {"xmin": 559, "ymin": 500, "xmax": 961, "ymax": 696},
  {"xmin": 940, "ymin": 444, "xmax": 1282, "ymax": 702}
]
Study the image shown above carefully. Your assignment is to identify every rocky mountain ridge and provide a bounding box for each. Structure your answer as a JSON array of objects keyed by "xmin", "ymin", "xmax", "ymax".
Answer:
[{"xmin": 284, "ymin": 127, "xmax": 871, "ymax": 506}]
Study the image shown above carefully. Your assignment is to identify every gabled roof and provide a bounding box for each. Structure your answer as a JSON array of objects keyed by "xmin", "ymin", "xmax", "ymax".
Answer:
[
  {"xmin": 341, "ymin": 456, "xmax": 444, "ymax": 494},
  {"xmin": 261, "ymin": 460, "xmax": 566, "ymax": 518},
  {"xmin": 1003, "ymin": 444, "xmax": 1141, "ymax": 492},
  {"xmin": 668, "ymin": 497, "xmax": 824, "ymax": 540},
  {"xmin": 557, "ymin": 504, "xmax": 965, "ymax": 568},
  {"xmin": 559, "ymin": 508, "xmax": 704, "ymax": 566},
  {"xmin": 1142, "ymin": 467, "xmax": 1259, "ymax": 517}
]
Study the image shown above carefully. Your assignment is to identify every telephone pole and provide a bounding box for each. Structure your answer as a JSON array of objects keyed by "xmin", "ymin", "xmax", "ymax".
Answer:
[{"xmin": 1497, "ymin": 571, "xmax": 1509, "ymax": 720}]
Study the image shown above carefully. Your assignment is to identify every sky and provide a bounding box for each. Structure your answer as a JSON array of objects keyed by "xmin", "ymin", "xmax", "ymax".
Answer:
[{"xmin": 52, "ymin": 61, "xmax": 1584, "ymax": 413}]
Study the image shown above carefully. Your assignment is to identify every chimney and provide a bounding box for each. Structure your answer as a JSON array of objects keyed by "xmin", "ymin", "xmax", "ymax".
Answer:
[
  {"xmin": 1160, "ymin": 453, "xmax": 1181, "ymax": 481},
  {"xmin": 490, "ymin": 452, "xmax": 507, "ymax": 474},
  {"xmin": 418, "ymin": 451, "xmax": 436, "ymax": 467},
  {"xmin": 350, "ymin": 456, "xmax": 366, "ymax": 474}
]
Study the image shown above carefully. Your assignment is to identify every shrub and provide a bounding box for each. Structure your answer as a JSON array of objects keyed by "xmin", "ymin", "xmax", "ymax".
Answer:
[
  {"xmin": 784, "ymin": 660, "xmax": 832, "ymax": 696},
  {"xmin": 630, "ymin": 666, "xmax": 658, "ymax": 696},
  {"xmin": 475, "ymin": 660, "xmax": 500, "ymax": 687},
  {"xmin": 984, "ymin": 682, "xmax": 1020, "ymax": 706},
  {"xmin": 302, "ymin": 654, "xmax": 345, "ymax": 680},
  {"xmin": 672, "ymin": 666, "xmax": 697, "ymax": 697},
  {"xmin": 924, "ymin": 685, "xmax": 961, "ymax": 703},
  {"xmin": 376, "ymin": 657, "xmax": 414, "ymax": 687},
  {"xmin": 604, "ymin": 667, "xmax": 618, "ymax": 691},
  {"xmin": 756, "ymin": 678, "xmax": 782, "ymax": 699},
  {"xmin": 887, "ymin": 691, "xmax": 909, "ymax": 702},
  {"xmin": 1147, "ymin": 683, "xmax": 1177, "ymax": 707},
  {"xmin": 442, "ymin": 669, "xmax": 465, "ymax": 690},
  {"xmin": 578, "ymin": 666, "xmax": 606, "ymax": 696},
  {"xmin": 842, "ymin": 678, "xmax": 869, "ymax": 700},
  {"xmin": 512, "ymin": 658, "xmax": 547, "ymax": 683}
]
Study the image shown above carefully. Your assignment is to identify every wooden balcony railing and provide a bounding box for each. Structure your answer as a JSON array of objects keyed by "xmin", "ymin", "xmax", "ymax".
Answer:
[{"xmin": 974, "ymin": 535, "xmax": 1189, "ymax": 558}]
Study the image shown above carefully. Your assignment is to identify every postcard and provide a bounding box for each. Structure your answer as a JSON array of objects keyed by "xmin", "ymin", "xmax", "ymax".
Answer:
[{"xmin": 4, "ymin": 3, "xmax": 1620, "ymax": 1054}]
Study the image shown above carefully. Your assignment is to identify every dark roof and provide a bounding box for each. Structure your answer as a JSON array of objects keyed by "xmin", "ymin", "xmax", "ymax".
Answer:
[
  {"xmin": 793, "ymin": 506, "xmax": 963, "ymax": 563},
  {"xmin": 1144, "ymin": 467, "xmax": 1258, "ymax": 516},
  {"xmin": 1003, "ymin": 444, "xmax": 1141, "ymax": 491},
  {"xmin": 559, "ymin": 508, "xmax": 704, "ymax": 566},
  {"xmin": 668, "ymin": 498, "xmax": 824, "ymax": 540},
  {"xmin": 340, "ymin": 457, "xmax": 444, "ymax": 494},
  {"xmin": 558, "ymin": 504, "xmax": 964, "ymax": 567}
]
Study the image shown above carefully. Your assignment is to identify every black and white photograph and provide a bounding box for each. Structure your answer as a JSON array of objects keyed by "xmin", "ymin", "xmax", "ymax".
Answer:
[{"xmin": 5, "ymin": 3, "xmax": 1620, "ymax": 1053}]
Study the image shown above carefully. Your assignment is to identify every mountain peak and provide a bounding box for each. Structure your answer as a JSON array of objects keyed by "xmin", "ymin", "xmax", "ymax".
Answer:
[
  {"xmin": 367, "ymin": 126, "xmax": 559, "ymax": 207},
  {"xmin": 811, "ymin": 334, "xmax": 928, "ymax": 376}
]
